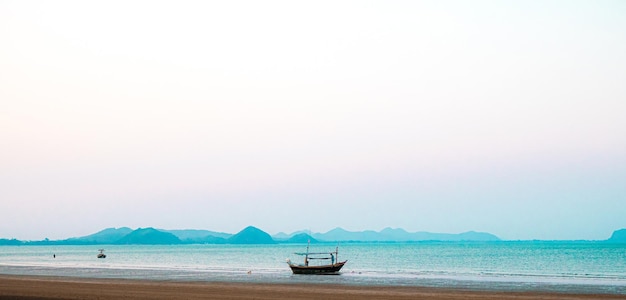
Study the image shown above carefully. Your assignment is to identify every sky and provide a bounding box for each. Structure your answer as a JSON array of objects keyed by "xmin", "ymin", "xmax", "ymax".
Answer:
[{"xmin": 1, "ymin": 0, "xmax": 625, "ymax": 241}]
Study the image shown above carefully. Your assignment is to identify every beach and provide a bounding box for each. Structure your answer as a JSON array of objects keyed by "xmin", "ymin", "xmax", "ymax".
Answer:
[{"xmin": 1, "ymin": 275, "xmax": 625, "ymax": 300}]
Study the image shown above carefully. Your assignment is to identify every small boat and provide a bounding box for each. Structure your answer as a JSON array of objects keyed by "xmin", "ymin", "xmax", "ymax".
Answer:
[
  {"xmin": 97, "ymin": 249, "xmax": 106, "ymax": 258},
  {"xmin": 287, "ymin": 242, "xmax": 347, "ymax": 275}
]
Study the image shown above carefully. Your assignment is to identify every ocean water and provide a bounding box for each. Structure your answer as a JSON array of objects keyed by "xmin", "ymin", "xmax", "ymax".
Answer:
[{"xmin": 0, "ymin": 242, "xmax": 624, "ymax": 294}]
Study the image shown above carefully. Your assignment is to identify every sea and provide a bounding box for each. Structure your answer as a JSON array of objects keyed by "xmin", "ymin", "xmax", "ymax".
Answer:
[{"xmin": 0, "ymin": 241, "xmax": 625, "ymax": 294}]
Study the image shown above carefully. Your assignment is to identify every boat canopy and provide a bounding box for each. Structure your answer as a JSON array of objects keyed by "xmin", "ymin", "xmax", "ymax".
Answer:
[{"xmin": 294, "ymin": 252, "xmax": 334, "ymax": 256}]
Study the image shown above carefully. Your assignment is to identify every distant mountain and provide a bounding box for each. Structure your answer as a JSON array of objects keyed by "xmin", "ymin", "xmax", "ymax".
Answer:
[
  {"xmin": 607, "ymin": 229, "xmax": 626, "ymax": 243},
  {"xmin": 448, "ymin": 231, "xmax": 501, "ymax": 241},
  {"xmin": 273, "ymin": 230, "xmax": 311, "ymax": 240},
  {"xmin": 198, "ymin": 235, "xmax": 228, "ymax": 244},
  {"xmin": 228, "ymin": 226, "xmax": 276, "ymax": 244},
  {"xmin": 67, "ymin": 227, "xmax": 133, "ymax": 244},
  {"xmin": 313, "ymin": 228, "xmax": 381, "ymax": 241},
  {"xmin": 164, "ymin": 229, "xmax": 231, "ymax": 243},
  {"xmin": 311, "ymin": 227, "xmax": 500, "ymax": 242},
  {"xmin": 116, "ymin": 228, "xmax": 182, "ymax": 245},
  {"xmin": 379, "ymin": 227, "xmax": 412, "ymax": 240},
  {"xmin": 283, "ymin": 233, "xmax": 318, "ymax": 244},
  {"xmin": 0, "ymin": 238, "xmax": 22, "ymax": 245}
]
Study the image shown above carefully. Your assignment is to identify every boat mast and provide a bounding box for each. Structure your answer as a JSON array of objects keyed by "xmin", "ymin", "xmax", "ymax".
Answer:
[{"xmin": 306, "ymin": 240, "xmax": 310, "ymax": 266}]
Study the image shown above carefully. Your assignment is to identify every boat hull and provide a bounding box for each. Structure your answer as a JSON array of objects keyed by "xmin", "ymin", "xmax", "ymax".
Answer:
[{"xmin": 288, "ymin": 261, "xmax": 346, "ymax": 275}]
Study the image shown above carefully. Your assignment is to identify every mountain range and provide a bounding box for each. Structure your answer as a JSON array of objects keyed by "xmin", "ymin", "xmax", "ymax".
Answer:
[
  {"xmin": 274, "ymin": 227, "xmax": 501, "ymax": 242},
  {"xmin": 1, "ymin": 227, "xmax": 624, "ymax": 245}
]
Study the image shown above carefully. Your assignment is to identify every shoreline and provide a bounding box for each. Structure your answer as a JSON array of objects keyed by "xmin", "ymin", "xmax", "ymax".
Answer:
[
  {"xmin": 2, "ymin": 264, "xmax": 626, "ymax": 296},
  {"xmin": 1, "ymin": 275, "xmax": 626, "ymax": 300}
]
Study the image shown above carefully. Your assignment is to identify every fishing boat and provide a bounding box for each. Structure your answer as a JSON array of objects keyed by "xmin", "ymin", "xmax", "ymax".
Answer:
[
  {"xmin": 286, "ymin": 242, "xmax": 347, "ymax": 275},
  {"xmin": 97, "ymin": 249, "xmax": 106, "ymax": 258}
]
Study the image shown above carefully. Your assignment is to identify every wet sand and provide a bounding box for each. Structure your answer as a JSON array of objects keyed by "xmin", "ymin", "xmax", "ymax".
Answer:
[{"xmin": 0, "ymin": 275, "xmax": 624, "ymax": 300}]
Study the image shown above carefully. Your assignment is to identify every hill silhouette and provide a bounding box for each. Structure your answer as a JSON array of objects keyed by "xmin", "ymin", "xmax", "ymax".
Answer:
[
  {"xmin": 0, "ymin": 239, "xmax": 22, "ymax": 245},
  {"xmin": 67, "ymin": 227, "xmax": 133, "ymax": 244},
  {"xmin": 607, "ymin": 229, "xmax": 626, "ymax": 243},
  {"xmin": 228, "ymin": 226, "xmax": 276, "ymax": 244},
  {"xmin": 116, "ymin": 228, "xmax": 182, "ymax": 245},
  {"xmin": 284, "ymin": 233, "xmax": 318, "ymax": 244},
  {"xmin": 164, "ymin": 229, "xmax": 232, "ymax": 241},
  {"xmin": 308, "ymin": 227, "xmax": 501, "ymax": 242}
]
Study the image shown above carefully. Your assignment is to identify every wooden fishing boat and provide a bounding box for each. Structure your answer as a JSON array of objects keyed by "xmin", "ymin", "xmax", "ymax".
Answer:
[{"xmin": 287, "ymin": 243, "xmax": 346, "ymax": 275}]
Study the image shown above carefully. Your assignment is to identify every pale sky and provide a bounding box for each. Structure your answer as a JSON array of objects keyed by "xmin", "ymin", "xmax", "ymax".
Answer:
[{"xmin": 1, "ymin": 0, "xmax": 625, "ymax": 241}]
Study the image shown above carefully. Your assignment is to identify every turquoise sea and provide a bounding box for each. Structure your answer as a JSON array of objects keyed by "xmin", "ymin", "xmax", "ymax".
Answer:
[{"xmin": 0, "ymin": 242, "xmax": 625, "ymax": 294}]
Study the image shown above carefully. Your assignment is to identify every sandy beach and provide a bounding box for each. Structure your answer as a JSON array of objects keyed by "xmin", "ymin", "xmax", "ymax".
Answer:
[{"xmin": 0, "ymin": 275, "xmax": 624, "ymax": 300}]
